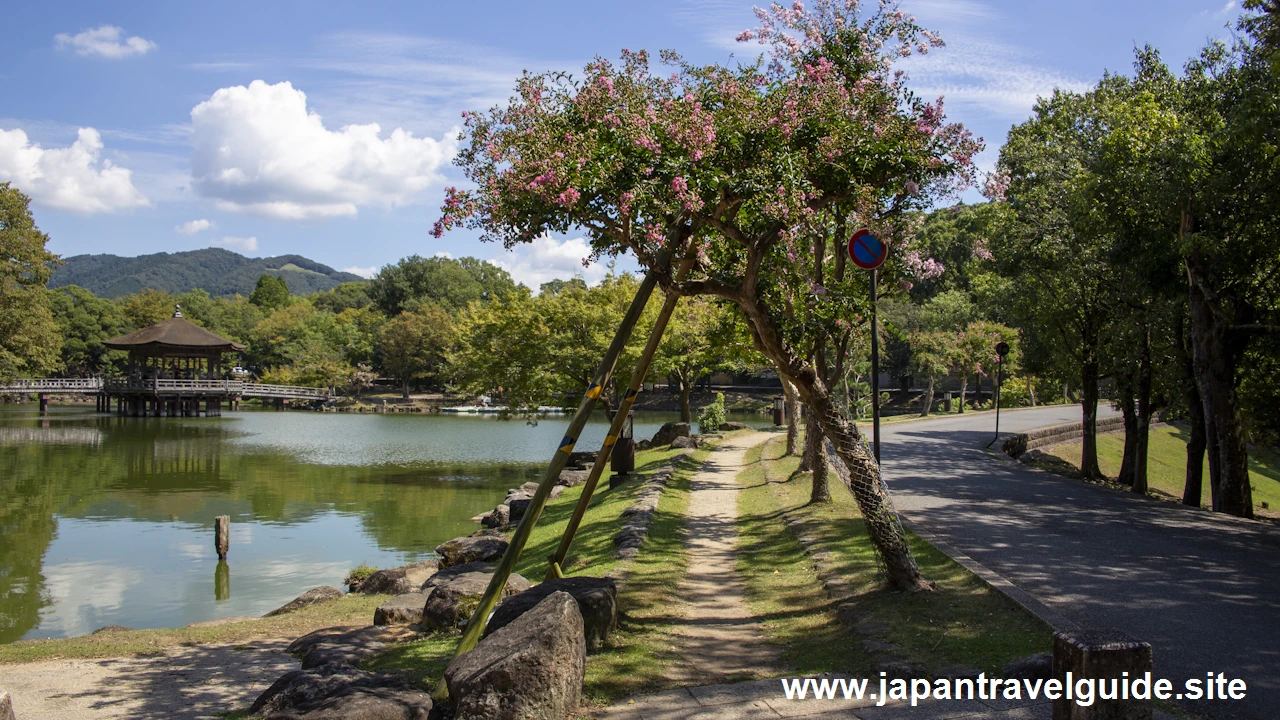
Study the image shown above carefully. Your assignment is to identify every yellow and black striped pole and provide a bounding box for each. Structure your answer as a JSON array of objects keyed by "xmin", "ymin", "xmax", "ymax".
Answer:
[
  {"xmin": 433, "ymin": 244, "xmax": 678, "ymax": 701},
  {"xmin": 545, "ymin": 252, "xmax": 697, "ymax": 581}
]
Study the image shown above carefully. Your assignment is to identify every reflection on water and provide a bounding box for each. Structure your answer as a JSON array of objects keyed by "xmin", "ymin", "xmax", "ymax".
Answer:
[{"xmin": 0, "ymin": 405, "xmax": 711, "ymax": 642}]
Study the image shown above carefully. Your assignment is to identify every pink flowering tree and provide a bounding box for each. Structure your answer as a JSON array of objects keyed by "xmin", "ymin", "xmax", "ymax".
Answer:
[{"xmin": 435, "ymin": 0, "xmax": 979, "ymax": 591}]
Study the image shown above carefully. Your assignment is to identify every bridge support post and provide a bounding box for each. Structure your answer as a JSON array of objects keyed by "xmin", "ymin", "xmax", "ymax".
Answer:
[
  {"xmin": 275, "ymin": 398, "xmax": 284, "ymax": 411},
  {"xmin": 38, "ymin": 394, "xmax": 49, "ymax": 415}
]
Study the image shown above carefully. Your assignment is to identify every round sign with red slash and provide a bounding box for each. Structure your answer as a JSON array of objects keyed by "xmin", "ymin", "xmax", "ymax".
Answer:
[{"xmin": 847, "ymin": 229, "xmax": 888, "ymax": 270}]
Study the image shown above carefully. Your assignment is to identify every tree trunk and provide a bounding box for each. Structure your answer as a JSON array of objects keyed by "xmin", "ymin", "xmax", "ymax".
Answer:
[
  {"xmin": 798, "ymin": 416, "xmax": 814, "ymax": 472},
  {"xmin": 958, "ymin": 375, "xmax": 968, "ymax": 413},
  {"xmin": 733, "ymin": 300, "xmax": 928, "ymax": 592},
  {"xmin": 1176, "ymin": 318, "xmax": 1206, "ymax": 507},
  {"xmin": 1132, "ymin": 330, "xmax": 1154, "ymax": 495},
  {"xmin": 401, "ymin": 378, "xmax": 410, "ymax": 401},
  {"xmin": 1028, "ymin": 377, "xmax": 1037, "ymax": 407},
  {"xmin": 679, "ymin": 376, "xmax": 692, "ymax": 424},
  {"xmin": 784, "ymin": 380, "xmax": 800, "ymax": 456},
  {"xmin": 1080, "ymin": 356, "xmax": 1103, "ymax": 481},
  {"xmin": 920, "ymin": 376, "xmax": 935, "ymax": 417},
  {"xmin": 805, "ymin": 412, "xmax": 830, "ymax": 503},
  {"xmin": 1117, "ymin": 381, "xmax": 1137, "ymax": 487},
  {"xmin": 1187, "ymin": 257, "xmax": 1253, "ymax": 518}
]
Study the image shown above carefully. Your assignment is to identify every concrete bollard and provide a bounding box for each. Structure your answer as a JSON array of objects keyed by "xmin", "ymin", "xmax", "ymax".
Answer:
[
  {"xmin": 1052, "ymin": 629, "xmax": 1153, "ymax": 720},
  {"xmin": 215, "ymin": 515, "xmax": 230, "ymax": 560}
]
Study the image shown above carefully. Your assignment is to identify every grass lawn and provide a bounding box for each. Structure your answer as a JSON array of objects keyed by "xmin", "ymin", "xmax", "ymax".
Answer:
[
  {"xmin": 0, "ymin": 593, "xmax": 390, "ymax": 664},
  {"xmin": 1041, "ymin": 424, "xmax": 1280, "ymax": 519},
  {"xmin": 736, "ymin": 434, "xmax": 1051, "ymax": 676},
  {"xmin": 360, "ymin": 439, "xmax": 722, "ymax": 705}
]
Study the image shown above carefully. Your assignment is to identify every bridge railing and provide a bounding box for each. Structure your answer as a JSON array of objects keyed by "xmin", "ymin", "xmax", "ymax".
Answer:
[
  {"xmin": 242, "ymin": 383, "xmax": 328, "ymax": 399},
  {"xmin": 0, "ymin": 378, "xmax": 104, "ymax": 393}
]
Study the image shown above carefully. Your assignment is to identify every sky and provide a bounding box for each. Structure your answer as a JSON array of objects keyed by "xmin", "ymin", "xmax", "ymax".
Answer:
[{"xmin": 0, "ymin": 0, "xmax": 1244, "ymax": 289}]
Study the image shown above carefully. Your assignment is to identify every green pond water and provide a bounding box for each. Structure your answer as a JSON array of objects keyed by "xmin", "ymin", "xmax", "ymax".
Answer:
[{"xmin": 0, "ymin": 405, "xmax": 757, "ymax": 643}]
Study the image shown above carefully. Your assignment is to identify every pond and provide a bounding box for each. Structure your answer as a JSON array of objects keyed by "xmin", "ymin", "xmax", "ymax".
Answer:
[{"xmin": 0, "ymin": 405, "xmax": 761, "ymax": 643}]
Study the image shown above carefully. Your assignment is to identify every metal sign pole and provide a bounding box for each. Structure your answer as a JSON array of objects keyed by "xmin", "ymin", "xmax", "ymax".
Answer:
[{"xmin": 870, "ymin": 268, "xmax": 880, "ymax": 464}]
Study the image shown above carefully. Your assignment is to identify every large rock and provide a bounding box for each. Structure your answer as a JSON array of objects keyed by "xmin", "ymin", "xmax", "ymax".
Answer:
[
  {"xmin": 374, "ymin": 593, "xmax": 429, "ymax": 626},
  {"xmin": 445, "ymin": 592, "xmax": 585, "ymax": 720},
  {"xmin": 355, "ymin": 560, "xmax": 439, "ymax": 595},
  {"xmin": 265, "ymin": 586, "xmax": 344, "ymax": 617},
  {"xmin": 421, "ymin": 565, "xmax": 532, "ymax": 631},
  {"xmin": 506, "ymin": 493, "xmax": 533, "ymax": 522},
  {"xmin": 670, "ymin": 436, "xmax": 698, "ymax": 449},
  {"xmin": 567, "ymin": 451, "xmax": 596, "ymax": 469},
  {"xmin": 720, "ymin": 421, "xmax": 752, "ymax": 431},
  {"xmin": 288, "ymin": 625, "xmax": 418, "ymax": 670},
  {"xmin": 436, "ymin": 535, "xmax": 509, "ymax": 568},
  {"xmin": 481, "ymin": 504, "xmax": 510, "ymax": 528},
  {"xmin": 651, "ymin": 421, "xmax": 691, "ymax": 446},
  {"xmin": 249, "ymin": 663, "xmax": 432, "ymax": 719},
  {"xmin": 0, "ymin": 688, "xmax": 13, "ymax": 720},
  {"xmin": 557, "ymin": 469, "xmax": 590, "ymax": 487},
  {"xmin": 485, "ymin": 577, "xmax": 617, "ymax": 652}
]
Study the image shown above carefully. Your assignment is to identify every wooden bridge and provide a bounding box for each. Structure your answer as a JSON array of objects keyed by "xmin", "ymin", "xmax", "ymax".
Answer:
[{"xmin": 0, "ymin": 377, "xmax": 328, "ymax": 416}]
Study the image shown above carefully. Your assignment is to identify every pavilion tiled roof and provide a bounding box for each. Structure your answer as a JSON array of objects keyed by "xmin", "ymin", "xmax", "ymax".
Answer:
[{"xmin": 104, "ymin": 306, "xmax": 245, "ymax": 353}]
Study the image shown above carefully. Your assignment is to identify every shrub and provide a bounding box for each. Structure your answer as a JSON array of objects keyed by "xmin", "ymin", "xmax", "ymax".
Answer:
[
  {"xmin": 697, "ymin": 392, "xmax": 727, "ymax": 433},
  {"xmin": 344, "ymin": 562, "xmax": 378, "ymax": 588}
]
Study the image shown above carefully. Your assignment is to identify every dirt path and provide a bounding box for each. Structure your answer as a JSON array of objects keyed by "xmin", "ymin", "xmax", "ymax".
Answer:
[
  {"xmin": 662, "ymin": 431, "xmax": 781, "ymax": 684},
  {"xmin": 0, "ymin": 639, "xmax": 296, "ymax": 719}
]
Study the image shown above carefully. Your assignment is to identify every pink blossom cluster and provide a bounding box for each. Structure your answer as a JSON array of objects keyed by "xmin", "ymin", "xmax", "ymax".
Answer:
[{"xmin": 903, "ymin": 250, "xmax": 945, "ymax": 281}]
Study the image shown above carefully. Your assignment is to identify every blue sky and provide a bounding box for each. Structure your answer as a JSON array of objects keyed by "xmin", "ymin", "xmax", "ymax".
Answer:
[{"xmin": 0, "ymin": 0, "xmax": 1242, "ymax": 289}]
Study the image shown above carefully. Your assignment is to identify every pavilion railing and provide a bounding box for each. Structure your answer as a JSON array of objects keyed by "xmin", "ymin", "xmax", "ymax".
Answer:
[{"xmin": 0, "ymin": 378, "xmax": 104, "ymax": 393}]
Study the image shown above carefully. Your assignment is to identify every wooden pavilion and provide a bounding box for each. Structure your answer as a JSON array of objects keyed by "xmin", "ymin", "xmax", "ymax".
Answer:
[{"xmin": 100, "ymin": 305, "xmax": 246, "ymax": 417}]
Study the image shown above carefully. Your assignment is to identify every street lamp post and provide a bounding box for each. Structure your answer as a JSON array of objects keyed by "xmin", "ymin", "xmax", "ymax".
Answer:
[{"xmin": 993, "ymin": 341, "xmax": 1010, "ymax": 447}]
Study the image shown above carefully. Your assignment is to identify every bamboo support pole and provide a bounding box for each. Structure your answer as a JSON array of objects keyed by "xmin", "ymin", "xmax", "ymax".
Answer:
[
  {"xmin": 433, "ymin": 246, "xmax": 677, "ymax": 701},
  {"xmin": 545, "ymin": 252, "xmax": 697, "ymax": 581}
]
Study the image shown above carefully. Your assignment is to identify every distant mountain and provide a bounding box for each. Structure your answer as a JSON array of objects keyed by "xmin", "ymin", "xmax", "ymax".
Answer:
[{"xmin": 49, "ymin": 248, "xmax": 367, "ymax": 298}]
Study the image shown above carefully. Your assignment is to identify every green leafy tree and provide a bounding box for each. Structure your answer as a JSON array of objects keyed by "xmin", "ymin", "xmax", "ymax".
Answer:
[
  {"xmin": 249, "ymin": 273, "xmax": 291, "ymax": 311},
  {"xmin": 47, "ymin": 285, "xmax": 128, "ymax": 375},
  {"xmin": 118, "ymin": 288, "xmax": 179, "ymax": 329},
  {"xmin": 312, "ymin": 282, "xmax": 373, "ymax": 313},
  {"xmin": 652, "ymin": 298, "xmax": 746, "ymax": 422},
  {"xmin": 379, "ymin": 304, "xmax": 456, "ymax": 399},
  {"xmin": 0, "ymin": 183, "xmax": 61, "ymax": 380},
  {"xmin": 368, "ymin": 255, "xmax": 517, "ymax": 315},
  {"xmin": 992, "ymin": 86, "xmax": 1123, "ymax": 478},
  {"xmin": 435, "ymin": 1, "xmax": 984, "ymax": 590}
]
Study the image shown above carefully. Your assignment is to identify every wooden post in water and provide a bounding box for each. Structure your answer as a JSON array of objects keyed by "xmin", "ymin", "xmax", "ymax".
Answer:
[
  {"xmin": 215, "ymin": 515, "xmax": 230, "ymax": 560},
  {"xmin": 433, "ymin": 244, "xmax": 679, "ymax": 702}
]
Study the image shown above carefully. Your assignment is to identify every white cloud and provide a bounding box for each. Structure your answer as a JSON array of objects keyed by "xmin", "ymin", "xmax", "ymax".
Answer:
[
  {"xmin": 904, "ymin": 0, "xmax": 998, "ymax": 25},
  {"xmin": 487, "ymin": 236, "xmax": 608, "ymax": 292},
  {"xmin": 55, "ymin": 25, "xmax": 156, "ymax": 59},
  {"xmin": 0, "ymin": 127, "xmax": 150, "ymax": 213},
  {"xmin": 674, "ymin": 0, "xmax": 760, "ymax": 52},
  {"xmin": 176, "ymin": 218, "xmax": 215, "ymax": 235},
  {"xmin": 188, "ymin": 80, "xmax": 458, "ymax": 220},
  {"xmin": 343, "ymin": 266, "xmax": 377, "ymax": 278},
  {"xmin": 210, "ymin": 235, "xmax": 258, "ymax": 253},
  {"xmin": 901, "ymin": 39, "xmax": 1093, "ymax": 120},
  {"xmin": 434, "ymin": 251, "xmax": 453, "ymax": 259}
]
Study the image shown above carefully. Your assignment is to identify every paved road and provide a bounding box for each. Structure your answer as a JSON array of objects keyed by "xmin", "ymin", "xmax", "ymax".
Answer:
[{"xmin": 878, "ymin": 406, "xmax": 1280, "ymax": 720}]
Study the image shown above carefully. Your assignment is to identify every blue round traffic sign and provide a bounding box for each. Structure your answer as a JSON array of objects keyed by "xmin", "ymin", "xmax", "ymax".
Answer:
[{"xmin": 848, "ymin": 229, "xmax": 888, "ymax": 270}]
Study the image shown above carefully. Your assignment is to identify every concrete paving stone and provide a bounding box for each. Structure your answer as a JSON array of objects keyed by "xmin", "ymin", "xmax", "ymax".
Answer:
[
  {"xmin": 689, "ymin": 679, "xmax": 782, "ymax": 706},
  {"xmin": 851, "ymin": 698, "xmax": 1001, "ymax": 719}
]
